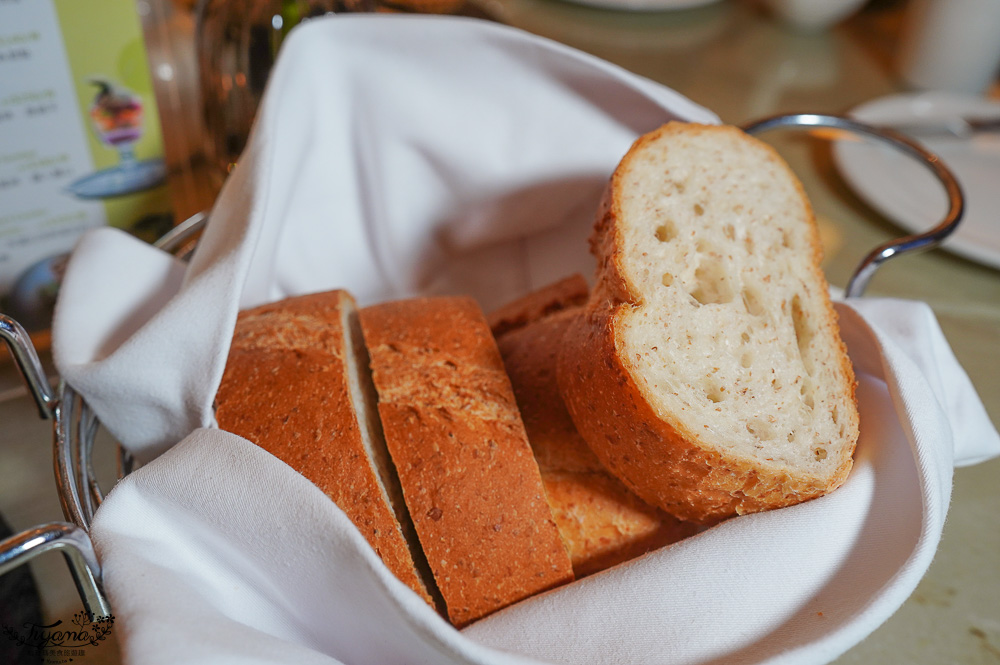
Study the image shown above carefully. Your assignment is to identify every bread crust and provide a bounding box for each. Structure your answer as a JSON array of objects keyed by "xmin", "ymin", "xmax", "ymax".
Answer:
[
  {"xmin": 215, "ymin": 290, "xmax": 434, "ymax": 605},
  {"xmin": 497, "ymin": 308, "xmax": 700, "ymax": 576},
  {"xmin": 360, "ymin": 296, "xmax": 574, "ymax": 627},
  {"xmin": 558, "ymin": 123, "xmax": 859, "ymax": 523},
  {"xmin": 487, "ymin": 273, "xmax": 589, "ymax": 337}
]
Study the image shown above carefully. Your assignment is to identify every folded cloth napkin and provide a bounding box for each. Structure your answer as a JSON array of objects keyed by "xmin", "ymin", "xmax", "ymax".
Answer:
[
  {"xmin": 49, "ymin": 13, "xmax": 999, "ymax": 665},
  {"xmin": 52, "ymin": 14, "xmax": 716, "ymax": 463},
  {"xmin": 87, "ymin": 299, "xmax": 1000, "ymax": 665}
]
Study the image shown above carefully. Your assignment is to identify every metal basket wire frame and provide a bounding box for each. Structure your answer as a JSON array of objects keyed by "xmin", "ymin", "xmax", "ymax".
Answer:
[
  {"xmin": 0, "ymin": 116, "xmax": 964, "ymax": 620},
  {"xmin": 0, "ymin": 211, "xmax": 206, "ymax": 619}
]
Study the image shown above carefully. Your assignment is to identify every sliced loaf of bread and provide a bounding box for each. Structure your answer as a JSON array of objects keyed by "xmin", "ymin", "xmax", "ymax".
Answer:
[{"xmin": 558, "ymin": 122, "xmax": 860, "ymax": 523}]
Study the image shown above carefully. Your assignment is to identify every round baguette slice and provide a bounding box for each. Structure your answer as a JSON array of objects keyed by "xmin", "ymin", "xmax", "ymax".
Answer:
[{"xmin": 558, "ymin": 122, "xmax": 860, "ymax": 523}]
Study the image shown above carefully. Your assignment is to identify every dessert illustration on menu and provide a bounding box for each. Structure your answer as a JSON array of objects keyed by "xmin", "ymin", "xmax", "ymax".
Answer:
[{"xmin": 64, "ymin": 78, "xmax": 166, "ymax": 199}]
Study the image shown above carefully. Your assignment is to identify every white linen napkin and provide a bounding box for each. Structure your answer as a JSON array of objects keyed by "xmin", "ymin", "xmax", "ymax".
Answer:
[
  {"xmin": 52, "ymin": 14, "xmax": 716, "ymax": 463},
  {"xmin": 49, "ymin": 13, "xmax": 999, "ymax": 665},
  {"xmin": 86, "ymin": 299, "xmax": 1000, "ymax": 665}
]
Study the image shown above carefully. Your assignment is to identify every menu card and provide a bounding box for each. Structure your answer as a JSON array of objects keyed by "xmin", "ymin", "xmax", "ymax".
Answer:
[{"xmin": 0, "ymin": 0, "xmax": 172, "ymax": 331}]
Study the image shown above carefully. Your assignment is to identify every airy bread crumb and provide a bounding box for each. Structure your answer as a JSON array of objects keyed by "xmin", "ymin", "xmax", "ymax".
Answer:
[{"xmin": 559, "ymin": 122, "xmax": 860, "ymax": 523}]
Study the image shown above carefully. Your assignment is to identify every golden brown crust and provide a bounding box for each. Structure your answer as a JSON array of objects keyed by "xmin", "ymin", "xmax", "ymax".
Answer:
[
  {"xmin": 359, "ymin": 296, "xmax": 574, "ymax": 627},
  {"xmin": 558, "ymin": 122, "xmax": 859, "ymax": 523},
  {"xmin": 497, "ymin": 309, "xmax": 700, "ymax": 575},
  {"xmin": 557, "ymin": 307, "xmax": 741, "ymax": 523},
  {"xmin": 214, "ymin": 290, "xmax": 433, "ymax": 605},
  {"xmin": 540, "ymin": 471, "xmax": 698, "ymax": 577},
  {"xmin": 487, "ymin": 274, "xmax": 590, "ymax": 338}
]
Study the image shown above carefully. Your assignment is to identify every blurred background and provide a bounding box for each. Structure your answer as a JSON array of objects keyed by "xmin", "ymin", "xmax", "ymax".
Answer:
[{"xmin": 1, "ymin": 1, "xmax": 998, "ymax": 663}]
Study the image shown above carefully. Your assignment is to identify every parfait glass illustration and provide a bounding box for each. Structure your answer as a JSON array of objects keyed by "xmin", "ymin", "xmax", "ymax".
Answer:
[
  {"xmin": 88, "ymin": 78, "xmax": 144, "ymax": 168},
  {"xmin": 65, "ymin": 77, "xmax": 166, "ymax": 199}
]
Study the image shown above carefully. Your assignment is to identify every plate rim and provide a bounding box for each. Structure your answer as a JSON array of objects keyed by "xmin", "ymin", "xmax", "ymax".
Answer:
[{"xmin": 833, "ymin": 90, "xmax": 1000, "ymax": 271}]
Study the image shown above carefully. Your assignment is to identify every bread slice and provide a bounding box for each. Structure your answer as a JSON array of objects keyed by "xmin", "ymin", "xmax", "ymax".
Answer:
[
  {"xmin": 487, "ymin": 273, "xmax": 589, "ymax": 338},
  {"xmin": 496, "ymin": 307, "xmax": 701, "ymax": 577},
  {"xmin": 359, "ymin": 296, "xmax": 574, "ymax": 627},
  {"xmin": 558, "ymin": 122, "xmax": 860, "ymax": 523},
  {"xmin": 214, "ymin": 290, "xmax": 437, "ymax": 607}
]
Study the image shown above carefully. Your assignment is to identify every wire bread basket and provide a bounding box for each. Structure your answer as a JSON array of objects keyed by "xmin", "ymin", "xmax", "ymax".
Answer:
[{"xmin": 0, "ymin": 114, "xmax": 965, "ymax": 623}]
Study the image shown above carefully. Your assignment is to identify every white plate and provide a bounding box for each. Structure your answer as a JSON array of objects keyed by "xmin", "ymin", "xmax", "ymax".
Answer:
[{"xmin": 833, "ymin": 91, "xmax": 1000, "ymax": 270}]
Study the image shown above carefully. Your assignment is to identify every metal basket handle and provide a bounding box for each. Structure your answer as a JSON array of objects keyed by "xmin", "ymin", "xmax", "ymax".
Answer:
[
  {"xmin": 0, "ymin": 212, "xmax": 210, "ymax": 621},
  {"xmin": 0, "ymin": 522, "xmax": 110, "ymax": 620},
  {"xmin": 741, "ymin": 113, "xmax": 965, "ymax": 298},
  {"xmin": 1, "ymin": 316, "xmax": 111, "ymax": 619},
  {"xmin": 0, "ymin": 315, "xmax": 56, "ymax": 419}
]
